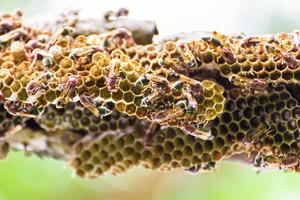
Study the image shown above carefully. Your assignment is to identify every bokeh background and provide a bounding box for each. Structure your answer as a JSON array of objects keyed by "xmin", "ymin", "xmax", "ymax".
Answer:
[{"xmin": 1, "ymin": 0, "xmax": 300, "ymax": 199}]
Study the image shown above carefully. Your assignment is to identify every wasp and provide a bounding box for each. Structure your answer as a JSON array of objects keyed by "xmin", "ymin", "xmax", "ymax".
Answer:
[
  {"xmin": 240, "ymin": 36, "xmax": 261, "ymax": 48},
  {"xmin": 158, "ymin": 53, "xmax": 190, "ymax": 76},
  {"xmin": 152, "ymin": 106, "xmax": 185, "ymax": 124},
  {"xmin": 281, "ymin": 53, "xmax": 299, "ymax": 69},
  {"xmin": 250, "ymin": 78, "xmax": 268, "ymax": 93},
  {"xmin": 4, "ymin": 101, "xmax": 38, "ymax": 118},
  {"xmin": 106, "ymin": 58, "xmax": 123, "ymax": 92},
  {"xmin": 0, "ymin": 27, "xmax": 28, "ymax": 44},
  {"xmin": 176, "ymin": 40, "xmax": 198, "ymax": 68},
  {"xmin": 179, "ymin": 74, "xmax": 202, "ymax": 87},
  {"xmin": 229, "ymin": 74, "xmax": 251, "ymax": 86},
  {"xmin": 202, "ymin": 31, "xmax": 236, "ymax": 63},
  {"xmin": 212, "ymin": 32, "xmax": 236, "ymax": 63},
  {"xmin": 147, "ymin": 74, "xmax": 171, "ymax": 93},
  {"xmin": 69, "ymin": 46, "xmax": 101, "ymax": 60},
  {"xmin": 79, "ymin": 93, "xmax": 112, "ymax": 117},
  {"xmin": 181, "ymin": 120, "xmax": 213, "ymax": 140},
  {"xmin": 59, "ymin": 75, "xmax": 78, "ymax": 100},
  {"xmin": 79, "ymin": 93, "xmax": 99, "ymax": 116},
  {"xmin": 229, "ymin": 74, "xmax": 268, "ymax": 95},
  {"xmin": 26, "ymin": 71, "xmax": 54, "ymax": 96},
  {"xmin": 141, "ymin": 74, "xmax": 171, "ymax": 107},
  {"xmin": 265, "ymin": 44, "xmax": 299, "ymax": 69}
]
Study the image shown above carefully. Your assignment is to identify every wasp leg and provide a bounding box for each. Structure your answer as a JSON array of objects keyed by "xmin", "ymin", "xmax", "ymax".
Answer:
[{"xmin": 144, "ymin": 122, "xmax": 158, "ymax": 147}]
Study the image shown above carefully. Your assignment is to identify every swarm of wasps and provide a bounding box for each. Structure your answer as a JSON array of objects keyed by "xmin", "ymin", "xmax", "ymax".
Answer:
[{"xmin": 0, "ymin": 9, "xmax": 300, "ymax": 178}]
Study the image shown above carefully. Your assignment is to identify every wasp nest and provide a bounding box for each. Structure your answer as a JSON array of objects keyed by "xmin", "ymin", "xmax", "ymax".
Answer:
[{"xmin": 0, "ymin": 10, "xmax": 300, "ymax": 178}]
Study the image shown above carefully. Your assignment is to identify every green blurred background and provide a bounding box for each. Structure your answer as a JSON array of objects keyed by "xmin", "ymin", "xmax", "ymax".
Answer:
[{"xmin": 1, "ymin": 0, "xmax": 300, "ymax": 199}]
